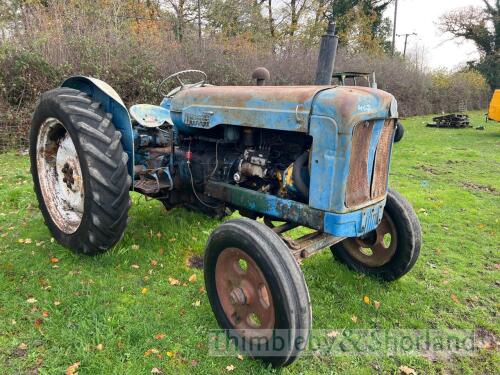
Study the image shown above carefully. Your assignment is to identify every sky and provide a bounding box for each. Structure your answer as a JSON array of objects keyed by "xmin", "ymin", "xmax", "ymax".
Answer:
[{"xmin": 385, "ymin": 0, "xmax": 484, "ymax": 70}]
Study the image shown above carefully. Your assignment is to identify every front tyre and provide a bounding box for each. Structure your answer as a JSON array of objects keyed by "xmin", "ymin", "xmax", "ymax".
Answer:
[
  {"xmin": 204, "ymin": 218, "xmax": 311, "ymax": 367},
  {"xmin": 331, "ymin": 189, "xmax": 421, "ymax": 281},
  {"xmin": 30, "ymin": 88, "xmax": 131, "ymax": 255}
]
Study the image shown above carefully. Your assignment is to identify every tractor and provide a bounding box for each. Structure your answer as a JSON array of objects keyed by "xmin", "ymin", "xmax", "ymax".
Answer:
[{"xmin": 29, "ymin": 22, "xmax": 421, "ymax": 367}]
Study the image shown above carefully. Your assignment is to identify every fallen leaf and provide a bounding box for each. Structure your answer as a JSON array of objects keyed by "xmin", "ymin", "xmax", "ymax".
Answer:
[
  {"xmin": 132, "ymin": 244, "xmax": 140, "ymax": 250},
  {"xmin": 151, "ymin": 260, "xmax": 158, "ymax": 267},
  {"xmin": 168, "ymin": 277, "xmax": 180, "ymax": 286},
  {"xmin": 11, "ymin": 319, "xmax": 16, "ymax": 325},
  {"xmin": 141, "ymin": 288, "xmax": 149, "ymax": 295},
  {"xmin": 96, "ymin": 344, "xmax": 104, "ymax": 351},
  {"xmin": 399, "ymin": 365, "xmax": 417, "ymax": 375},
  {"xmin": 34, "ymin": 318, "xmax": 43, "ymax": 329},
  {"xmin": 156, "ymin": 232, "xmax": 162, "ymax": 239},
  {"xmin": 65, "ymin": 362, "xmax": 80, "ymax": 375},
  {"xmin": 192, "ymin": 300, "xmax": 201, "ymax": 307},
  {"xmin": 54, "ymin": 301, "xmax": 61, "ymax": 306},
  {"xmin": 155, "ymin": 333, "xmax": 166, "ymax": 340},
  {"xmin": 374, "ymin": 300, "xmax": 381, "ymax": 310},
  {"xmin": 50, "ymin": 257, "xmax": 59, "ymax": 263},
  {"xmin": 237, "ymin": 354, "xmax": 244, "ymax": 360},
  {"xmin": 226, "ymin": 364, "xmax": 235, "ymax": 372},
  {"xmin": 151, "ymin": 368, "xmax": 162, "ymax": 374},
  {"xmin": 131, "ymin": 264, "xmax": 140, "ymax": 269},
  {"xmin": 26, "ymin": 298, "xmax": 37, "ymax": 304},
  {"xmin": 18, "ymin": 343, "xmax": 28, "ymax": 350},
  {"xmin": 199, "ymin": 287, "xmax": 206, "ymax": 294},
  {"xmin": 42, "ymin": 311, "xmax": 49, "ymax": 317},
  {"xmin": 166, "ymin": 351, "xmax": 174, "ymax": 358},
  {"xmin": 363, "ymin": 295, "xmax": 370, "ymax": 305},
  {"xmin": 351, "ymin": 315, "xmax": 358, "ymax": 323},
  {"xmin": 327, "ymin": 330, "xmax": 339, "ymax": 338},
  {"xmin": 144, "ymin": 348, "xmax": 159, "ymax": 357},
  {"xmin": 451, "ymin": 294, "xmax": 460, "ymax": 304},
  {"xmin": 24, "ymin": 238, "xmax": 32, "ymax": 244},
  {"xmin": 188, "ymin": 274, "xmax": 197, "ymax": 283}
]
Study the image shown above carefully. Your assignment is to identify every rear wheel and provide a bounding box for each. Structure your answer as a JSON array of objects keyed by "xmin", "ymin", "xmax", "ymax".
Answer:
[
  {"xmin": 30, "ymin": 88, "xmax": 131, "ymax": 255},
  {"xmin": 204, "ymin": 218, "xmax": 311, "ymax": 367},
  {"xmin": 331, "ymin": 189, "xmax": 421, "ymax": 280}
]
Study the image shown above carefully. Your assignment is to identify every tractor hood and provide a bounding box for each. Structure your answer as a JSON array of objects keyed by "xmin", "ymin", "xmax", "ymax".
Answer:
[{"xmin": 169, "ymin": 85, "xmax": 397, "ymax": 134}]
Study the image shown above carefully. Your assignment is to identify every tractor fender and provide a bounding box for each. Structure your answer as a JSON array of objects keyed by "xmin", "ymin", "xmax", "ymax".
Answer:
[{"xmin": 61, "ymin": 76, "xmax": 134, "ymax": 177}]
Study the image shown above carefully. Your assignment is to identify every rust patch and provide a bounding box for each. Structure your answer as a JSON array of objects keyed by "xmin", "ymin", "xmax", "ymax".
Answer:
[
  {"xmin": 346, "ymin": 121, "xmax": 372, "ymax": 207},
  {"xmin": 371, "ymin": 119, "xmax": 395, "ymax": 199}
]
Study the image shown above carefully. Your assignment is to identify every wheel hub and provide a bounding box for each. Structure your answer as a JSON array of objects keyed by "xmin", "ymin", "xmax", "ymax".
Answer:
[
  {"xmin": 215, "ymin": 247, "xmax": 275, "ymax": 338},
  {"xmin": 36, "ymin": 118, "xmax": 84, "ymax": 234},
  {"xmin": 229, "ymin": 287, "xmax": 247, "ymax": 305},
  {"xmin": 343, "ymin": 212, "xmax": 398, "ymax": 267}
]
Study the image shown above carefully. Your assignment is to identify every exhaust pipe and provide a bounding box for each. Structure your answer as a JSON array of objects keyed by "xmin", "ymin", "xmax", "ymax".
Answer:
[{"xmin": 314, "ymin": 20, "xmax": 339, "ymax": 85}]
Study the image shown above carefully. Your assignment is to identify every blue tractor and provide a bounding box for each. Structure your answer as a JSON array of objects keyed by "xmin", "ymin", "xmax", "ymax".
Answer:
[{"xmin": 30, "ymin": 23, "xmax": 421, "ymax": 366}]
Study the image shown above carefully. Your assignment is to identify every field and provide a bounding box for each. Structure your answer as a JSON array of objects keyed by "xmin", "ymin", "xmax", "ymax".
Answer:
[{"xmin": 0, "ymin": 111, "xmax": 498, "ymax": 374}]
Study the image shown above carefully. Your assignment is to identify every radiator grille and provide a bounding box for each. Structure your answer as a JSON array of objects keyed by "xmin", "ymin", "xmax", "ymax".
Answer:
[
  {"xmin": 345, "ymin": 120, "xmax": 395, "ymax": 208},
  {"xmin": 346, "ymin": 121, "xmax": 372, "ymax": 207},
  {"xmin": 371, "ymin": 120, "xmax": 395, "ymax": 199}
]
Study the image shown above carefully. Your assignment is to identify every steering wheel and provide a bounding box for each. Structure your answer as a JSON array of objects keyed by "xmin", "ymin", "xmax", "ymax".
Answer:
[{"xmin": 158, "ymin": 69, "xmax": 207, "ymax": 97}]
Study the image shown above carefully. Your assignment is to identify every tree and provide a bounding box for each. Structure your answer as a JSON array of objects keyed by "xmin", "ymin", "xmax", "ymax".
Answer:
[{"xmin": 439, "ymin": 1, "xmax": 499, "ymax": 89}]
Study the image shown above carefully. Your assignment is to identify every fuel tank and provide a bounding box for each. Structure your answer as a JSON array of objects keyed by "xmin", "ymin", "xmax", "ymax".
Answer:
[{"xmin": 169, "ymin": 85, "xmax": 398, "ymax": 134}]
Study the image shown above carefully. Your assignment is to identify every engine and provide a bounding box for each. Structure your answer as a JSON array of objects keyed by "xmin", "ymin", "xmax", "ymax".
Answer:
[{"xmin": 132, "ymin": 123, "xmax": 312, "ymax": 214}]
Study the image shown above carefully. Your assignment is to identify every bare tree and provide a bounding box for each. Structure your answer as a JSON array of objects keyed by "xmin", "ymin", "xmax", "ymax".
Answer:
[{"xmin": 439, "ymin": 0, "xmax": 499, "ymax": 88}]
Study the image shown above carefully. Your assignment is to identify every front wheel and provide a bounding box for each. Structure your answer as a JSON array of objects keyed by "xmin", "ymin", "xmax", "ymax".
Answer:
[
  {"xmin": 331, "ymin": 189, "xmax": 421, "ymax": 281},
  {"xmin": 30, "ymin": 88, "xmax": 131, "ymax": 255},
  {"xmin": 204, "ymin": 218, "xmax": 311, "ymax": 367}
]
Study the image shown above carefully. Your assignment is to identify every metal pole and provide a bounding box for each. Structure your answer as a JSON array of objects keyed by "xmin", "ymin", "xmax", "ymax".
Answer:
[
  {"xmin": 391, "ymin": 0, "xmax": 398, "ymax": 56},
  {"xmin": 397, "ymin": 33, "xmax": 417, "ymax": 58},
  {"xmin": 314, "ymin": 20, "xmax": 338, "ymax": 85},
  {"xmin": 197, "ymin": 0, "xmax": 202, "ymax": 40}
]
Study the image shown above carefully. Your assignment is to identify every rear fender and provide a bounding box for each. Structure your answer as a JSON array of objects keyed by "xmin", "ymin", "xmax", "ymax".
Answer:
[{"xmin": 61, "ymin": 76, "xmax": 134, "ymax": 177}]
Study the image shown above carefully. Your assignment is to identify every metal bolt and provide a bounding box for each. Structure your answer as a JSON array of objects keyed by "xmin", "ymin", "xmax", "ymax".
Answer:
[{"xmin": 229, "ymin": 288, "xmax": 247, "ymax": 305}]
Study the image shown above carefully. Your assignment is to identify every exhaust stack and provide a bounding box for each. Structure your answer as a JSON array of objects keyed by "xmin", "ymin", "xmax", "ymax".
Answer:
[{"xmin": 314, "ymin": 20, "xmax": 339, "ymax": 85}]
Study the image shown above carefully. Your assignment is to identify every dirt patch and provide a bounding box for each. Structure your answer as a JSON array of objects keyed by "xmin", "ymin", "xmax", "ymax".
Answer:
[
  {"xmin": 10, "ymin": 347, "xmax": 27, "ymax": 358},
  {"xmin": 460, "ymin": 182, "xmax": 499, "ymax": 196},
  {"xmin": 417, "ymin": 164, "xmax": 439, "ymax": 174},
  {"xmin": 475, "ymin": 328, "xmax": 498, "ymax": 350},
  {"xmin": 187, "ymin": 254, "xmax": 204, "ymax": 269}
]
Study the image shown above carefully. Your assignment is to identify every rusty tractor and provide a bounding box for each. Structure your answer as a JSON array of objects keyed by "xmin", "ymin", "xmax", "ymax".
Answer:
[{"xmin": 29, "ymin": 22, "xmax": 421, "ymax": 366}]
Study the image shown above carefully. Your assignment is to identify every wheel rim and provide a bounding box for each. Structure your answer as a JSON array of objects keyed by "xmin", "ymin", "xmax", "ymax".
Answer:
[
  {"xmin": 36, "ymin": 118, "xmax": 84, "ymax": 234},
  {"xmin": 342, "ymin": 212, "xmax": 398, "ymax": 267},
  {"xmin": 215, "ymin": 247, "xmax": 275, "ymax": 340}
]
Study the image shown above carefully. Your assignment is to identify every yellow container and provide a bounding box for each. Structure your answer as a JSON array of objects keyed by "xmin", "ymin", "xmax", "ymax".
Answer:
[{"xmin": 488, "ymin": 89, "xmax": 500, "ymax": 122}]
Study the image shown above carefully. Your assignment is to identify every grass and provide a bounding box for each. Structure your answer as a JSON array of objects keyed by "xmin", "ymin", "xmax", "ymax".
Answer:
[{"xmin": 0, "ymin": 111, "xmax": 498, "ymax": 374}]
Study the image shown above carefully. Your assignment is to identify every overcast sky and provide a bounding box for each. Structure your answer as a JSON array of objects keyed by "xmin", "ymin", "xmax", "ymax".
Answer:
[{"xmin": 385, "ymin": 0, "xmax": 484, "ymax": 70}]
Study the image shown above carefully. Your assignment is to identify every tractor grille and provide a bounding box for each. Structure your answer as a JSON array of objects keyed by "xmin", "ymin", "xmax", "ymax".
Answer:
[{"xmin": 346, "ymin": 120, "xmax": 395, "ymax": 208}]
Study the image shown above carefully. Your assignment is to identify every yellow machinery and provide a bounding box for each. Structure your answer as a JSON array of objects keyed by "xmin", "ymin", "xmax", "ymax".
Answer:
[{"xmin": 488, "ymin": 89, "xmax": 500, "ymax": 122}]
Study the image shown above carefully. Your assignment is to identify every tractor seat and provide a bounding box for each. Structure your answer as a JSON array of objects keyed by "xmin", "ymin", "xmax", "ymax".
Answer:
[{"xmin": 129, "ymin": 104, "xmax": 172, "ymax": 128}]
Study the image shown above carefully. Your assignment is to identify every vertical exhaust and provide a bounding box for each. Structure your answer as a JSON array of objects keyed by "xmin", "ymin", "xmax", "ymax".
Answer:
[{"xmin": 314, "ymin": 20, "xmax": 339, "ymax": 85}]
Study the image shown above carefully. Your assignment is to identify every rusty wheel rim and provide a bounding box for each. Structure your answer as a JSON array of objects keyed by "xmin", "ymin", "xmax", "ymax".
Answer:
[
  {"xmin": 36, "ymin": 118, "xmax": 84, "ymax": 234},
  {"xmin": 343, "ymin": 212, "xmax": 398, "ymax": 267},
  {"xmin": 215, "ymin": 247, "xmax": 275, "ymax": 340}
]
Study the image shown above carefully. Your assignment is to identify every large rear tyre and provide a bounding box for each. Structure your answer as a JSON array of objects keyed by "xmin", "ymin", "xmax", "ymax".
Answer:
[
  {"xmin": 331, "ymin": 189, "xmax": 421, "ymax": 281},
  {"xmin": 204, "ymin": 218, "xmax": 311, "ymax": 367},
  {"xmin": 30, "ymin": 88, "xmax": 131, "ymax": 255}
]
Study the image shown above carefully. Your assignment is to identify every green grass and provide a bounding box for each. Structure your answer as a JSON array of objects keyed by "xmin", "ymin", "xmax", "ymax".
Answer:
[{"xmin": 0, "ymin": 111, "xmax": 499, "ymax": 374}]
